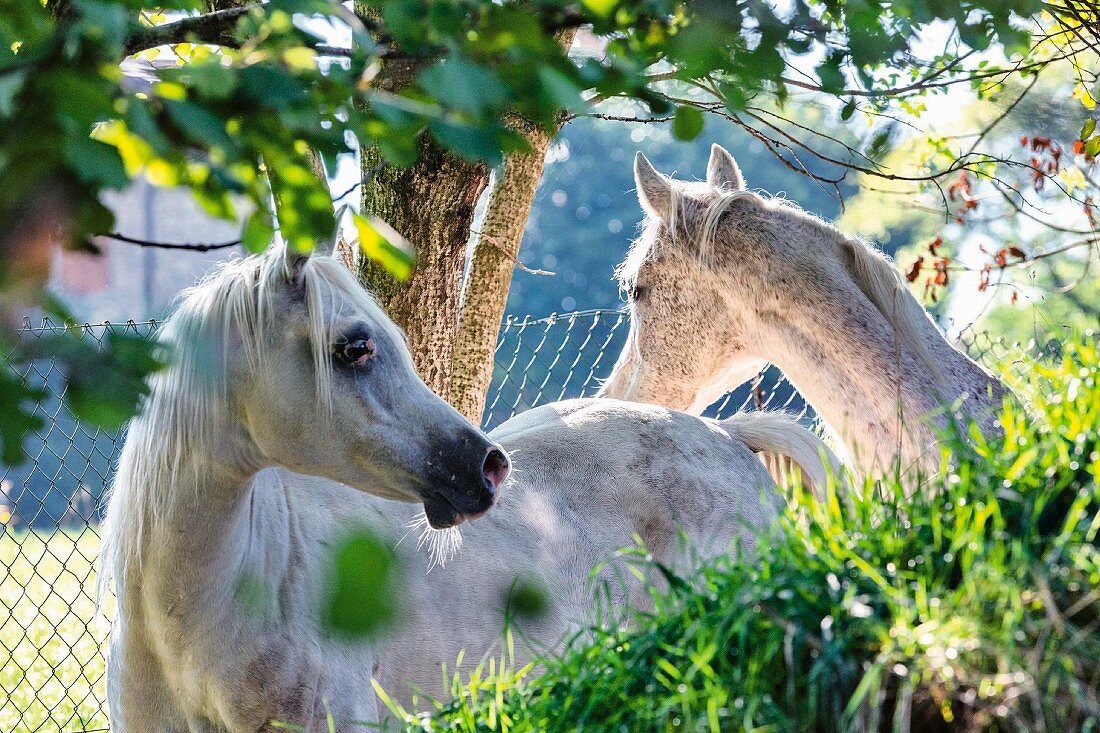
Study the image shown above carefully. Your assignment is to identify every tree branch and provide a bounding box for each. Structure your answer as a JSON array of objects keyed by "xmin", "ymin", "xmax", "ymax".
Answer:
[
  {"xmin": 123, "ymin": 6, "xmax": 250, "ymax": 56},
  {"xmin": 469, "ymin": 229, "xmax": 555, "ymax": 276},
  {"xmin": 121, "ymin": 2, "xmax": 591, "ymax": 59},
  {"xmin": 776, "ymin": 48, "xmax": 1078, "ymax": 99},
  {"xmin": 101, "ymin": 231, "xmax": 241, "ymax": 251}
]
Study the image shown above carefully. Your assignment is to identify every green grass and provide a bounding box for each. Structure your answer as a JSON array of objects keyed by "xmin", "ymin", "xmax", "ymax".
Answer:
[
  {"xmin": 386, "ymin": 340, "xmax": 1100, "ymax": 732},
  {"xmin": 0, "ymin": 529, "xmax": 108, "ymax": 732}
]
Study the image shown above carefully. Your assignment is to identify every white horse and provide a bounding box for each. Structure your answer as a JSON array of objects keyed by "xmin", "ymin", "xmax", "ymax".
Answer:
[
  {"xmin": 100, "ymin": 242, "xmax": 837, "ymax": 732},
  {"xmin": 599, "ymin": 145, "xmax": 1006, "ymax": 476}
]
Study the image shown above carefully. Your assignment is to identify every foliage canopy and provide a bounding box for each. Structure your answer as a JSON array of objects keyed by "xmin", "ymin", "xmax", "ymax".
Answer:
[{"xmin": 1, "ymin": 0, "xmax": 1096, "ymax": 461}]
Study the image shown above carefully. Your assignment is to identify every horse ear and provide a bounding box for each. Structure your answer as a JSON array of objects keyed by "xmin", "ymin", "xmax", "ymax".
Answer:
[
  {"xmin": 283, "ymin": 243, "xmax": 311, "ymax": 284},
  {"xmin": 316, "ymin": 234, "xmax": 340, "ymax": 258},
  {"xmin": 634, "ymin": 152, "xmax": 674, "ymax": 220},
  {"xmin": 707, "ymin": 144, "xmax": 745, "ymax": 190}
]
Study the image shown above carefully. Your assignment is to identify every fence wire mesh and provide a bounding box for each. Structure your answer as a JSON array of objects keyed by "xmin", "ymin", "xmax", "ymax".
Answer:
[{"xmin": 0, "ymin": 311, "xmax": 1035, "ymax": 731}]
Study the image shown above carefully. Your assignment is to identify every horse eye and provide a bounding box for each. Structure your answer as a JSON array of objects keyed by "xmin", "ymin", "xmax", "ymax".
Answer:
[
  {"xmin": 630, "ymin": 285, "xmax": 649, "ymax": 302},
  {"xmin": 334, "ymin": 337, "xmax": 375, "ymax": 367}
]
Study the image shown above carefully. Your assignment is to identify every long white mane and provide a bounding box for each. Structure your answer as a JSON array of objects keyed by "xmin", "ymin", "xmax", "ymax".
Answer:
[
  {"xmin": 99, "ymin": 249, "xmax": 402, "ymax": 596},
  {"xmin": 617, "ymin": 184, "xmax": 943, "ymax": 377}
]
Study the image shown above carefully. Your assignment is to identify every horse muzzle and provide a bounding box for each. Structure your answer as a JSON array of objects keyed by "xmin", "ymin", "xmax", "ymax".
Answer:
[{"xmin": 422, "ymin": 444, "xmax": 510, "ymax": 529}]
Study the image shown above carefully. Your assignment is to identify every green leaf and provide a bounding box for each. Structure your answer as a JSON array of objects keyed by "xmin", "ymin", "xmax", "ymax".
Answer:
[
  {"xmin": 0, "ymin": 69, "xmax": 27, "ymax": 117},
  {"xmin": 419, "ymin": 55, "xmax": 506, "ymax": 115},
  {"xmin": 841, "ymin": 99, "xmax": 856, "ymax": 121},
  {"xmin": 34, "ymin": 332, "xmax": 165, "ymax": 433},
  {"xmin": 0, "ymin": 366, "xmax": 45, "ymax": 466},
  {"xmin": 324, "ymin": 528, "xmax": 398, "ymax": 638},
  {"xmin": 381, "ymin": 0, "xmax": 428, "ymax": 44},
  {"xmin": 64, "ymin": 136, "xmax": 130, "ymax": 189},
  {"xmin": 538, "ymin": 67, "xmax": 586, "ymax": 114},
  {"xmin": 640, "ymin": 87, "xmax": 672, "ymax": 116},
  {"xmin": 996, "ymin": 24, "xmax": 1031, "ymax": 56},
  {"xmin": 959, "ymin": 21, "xmax": 992, "ymax": 52},
  {"xmin": 191, "ymin": 184, "xmax": 236, "ymax": 220},
  {"xmin": 672, "ymin": 106, "xmax": 705, "ymax": 141},
  {"xmin": 352, "ymin": 212, "xmax": 415, "ymax": 280},
  {"xmin": 124, "ymin": 101, "xmax": 173, "ymax": 156},
  {"xmin": 242, "ymin": 210, "xmax": 276, "ymax": 253},
  {"xmin": 582, "ymin": 0, "xmax": 618, "ymax": 18},
  {"xmin": 163, "ymin": 99, "xmax": 235, "ymax": 152},
  {"xmin": 1081, "ymin": 118, "xmax": 1096, "ymax": 142},
  {"xmin": 237, "ymin": 65, "xmax": 309, "ymax": 108},
  {"xmin": 268, "ymin": 158, "xmax": 336, "ymax": 252},
  {"xmin": 429, "ymin": 121, "xmax": 503, "ymax": 164},
  {"xmin": 74, "ymin": 199, "xmax": 116, "ymax": 241},
  {"xmin": 745, "ymin": 44, "xmax": 785, "ymax": 80},
  {"xmin": 375, "ymin": 135, "xmax": 419, "ymax": 168},
  {"xmin": 72, "ymin": 0, "xmax": 130, "ymax": 51},
  {"xmin": 479, "ymin": 5, "xmax": 546, "ymax": 54},
  {"xmin": 185, "ymin": 61, "xmax": 236, "ymax": 100},
  {"xmin": 666, "ymin": 22, "xmax": 728, "ymax": 77},
  {"xmin": 816, "ymin": 52, "xmax": 846, "ymax": 93},
  {"xmin": 427, "ymin": 1, "xmax": 465, "ymax": 36},
  {"xmin": 719, "ymin": 81, "xmax": 750, "ymax": 112},
  {"xmin": 504, "ymin": 576, "xmax": 549, "ymax": 621},
  {"xmin": 864, "ymin": 126, "xmax": 894, "ymax": 160}
]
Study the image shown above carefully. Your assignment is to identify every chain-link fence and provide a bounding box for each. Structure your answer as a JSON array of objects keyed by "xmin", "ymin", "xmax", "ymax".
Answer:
[{"xmin": 0, "ymin": 311, "xmax": 1033, "ymax": 732}]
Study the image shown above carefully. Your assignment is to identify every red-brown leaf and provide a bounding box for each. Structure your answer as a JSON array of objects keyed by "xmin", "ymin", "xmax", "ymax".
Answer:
[{"xmin": 905, "ymin": 257, "xmax": 924, "ymax": 283}]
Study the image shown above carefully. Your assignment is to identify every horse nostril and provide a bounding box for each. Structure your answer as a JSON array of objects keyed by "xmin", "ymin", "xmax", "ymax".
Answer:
[{"xmin": 481, "ymin": 447, "xmax": 510, "ymax": 499}]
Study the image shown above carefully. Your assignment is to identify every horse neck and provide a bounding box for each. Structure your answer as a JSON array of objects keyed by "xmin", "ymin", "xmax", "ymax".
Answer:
[
  {"xmin": 107, "ymin": 389, "xmax": 276, "ymax": 613},
  {"xmin": 754, "ymin": 271, "xmax": 1002, "ymax": 474}
]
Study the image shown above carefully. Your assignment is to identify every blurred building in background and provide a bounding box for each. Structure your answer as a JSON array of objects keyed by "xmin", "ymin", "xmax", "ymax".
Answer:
[{"xmin": 49, "ymin": 180, "xmax": 246, "ymax": 323}]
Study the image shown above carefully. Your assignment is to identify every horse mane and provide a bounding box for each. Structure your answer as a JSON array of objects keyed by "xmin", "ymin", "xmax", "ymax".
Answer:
[
  {"xmin": 616, "ymin": 184, "xmax": 758, "ymax": 293},
  {"xmin": 99, "ymin": 248, "xmax": 401, "ymax": 599},
  {"xmin": 618, "ymin": 183, "xmax": 943, "ymax": 377},
  {"xmin": 834, "ymin": 230, "xmax": 945, "ymax": 378}
]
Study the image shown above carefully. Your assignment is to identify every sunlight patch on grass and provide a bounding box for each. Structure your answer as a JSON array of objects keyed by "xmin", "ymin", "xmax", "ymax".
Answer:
[{"xmin": 0, "ymin": 530, "xmax": 107, "ymax": 732}]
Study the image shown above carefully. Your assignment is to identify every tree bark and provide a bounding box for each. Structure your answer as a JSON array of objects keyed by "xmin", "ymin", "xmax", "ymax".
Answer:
[
  {"xmin": 358, "ymin": 138, "xmax": 488, "ymax": 400},
  {"xmin": 447, "ymin": 125, "xmax": 555, "ymax": 421},
  {"xmin": 353, "ymin": 31, "xmax": 490, "ymax": 400},
  {"xmin": 355, "ymin": 19, "xmax": 573, "ymax": 410},
  {"xmin": 448, "ymin": 31, "xmax": 577, "ymax": 422}
]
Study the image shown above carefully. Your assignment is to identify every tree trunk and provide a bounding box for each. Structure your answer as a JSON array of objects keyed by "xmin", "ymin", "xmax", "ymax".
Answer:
[
  {"xmin": 447, "ymin": 125, "xmax": 555, "ymax": 421},
  {"xmin": 355, "ymin": 19, "xmax": 572, "ymax": 410},
  {"xmin": 448, "ymin": 30, "xmax": 577, "ymax": 422},
  {"xmin": 354, "ymin": 40, "xmax": 489, "ymax": 400},
  {"xmin": 358, "ymin": 139, "xmax": 488, "ymax": 400}
]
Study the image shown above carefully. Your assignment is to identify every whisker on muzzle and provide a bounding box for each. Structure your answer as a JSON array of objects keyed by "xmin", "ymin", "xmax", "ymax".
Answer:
[{"xmin": 404, "ymin": 511, "xmax": 463, "ymax": 571}]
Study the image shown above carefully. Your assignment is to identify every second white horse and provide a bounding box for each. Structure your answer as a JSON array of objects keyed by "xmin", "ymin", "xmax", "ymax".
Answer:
[{"xmin": 601, "ymin": 145, "xmax": 1006, "ymax": 476}]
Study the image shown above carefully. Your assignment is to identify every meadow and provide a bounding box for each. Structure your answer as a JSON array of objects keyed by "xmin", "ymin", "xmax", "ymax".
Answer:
[{"xmin": 0, "ymin": 530, "xmax": 108, "ymax": 732}]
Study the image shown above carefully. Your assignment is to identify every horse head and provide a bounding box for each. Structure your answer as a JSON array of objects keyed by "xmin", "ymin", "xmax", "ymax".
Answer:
[
  {"xmin": 157, "ymin": 240, "xmax": 509, "ymax": 528},
  {"xmin": 600, "ymin": 145, "xmax": 772, "ymax": 412},
  {"xmin": 601, "ymin": 145, "xmax": 1004, "ymax": 475}
]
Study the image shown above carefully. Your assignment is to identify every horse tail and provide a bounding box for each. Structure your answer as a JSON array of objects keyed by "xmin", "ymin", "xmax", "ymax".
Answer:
[{"xmin": 722, "ymin": 411, "xmax": 843, "ymax": 494}]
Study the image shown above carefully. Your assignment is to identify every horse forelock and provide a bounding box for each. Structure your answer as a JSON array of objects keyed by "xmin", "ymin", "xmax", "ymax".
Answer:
[
  {"xmin": 100, "ymin": 248, "xmax": 403, "ymax": 596},
  {"xmin": 617, "ymin": 184, "xmax": 765, "ymax": 293}
]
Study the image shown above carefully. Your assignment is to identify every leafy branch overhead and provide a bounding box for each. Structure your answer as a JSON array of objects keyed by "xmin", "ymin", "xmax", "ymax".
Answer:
[
  {"xmin": 1, "ymin": 0, "xmax": 1098, "ymax": 464},
  {"xmin": 4, "ymin": 0, "xmax": 1089, "ymax": 262}
]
